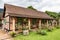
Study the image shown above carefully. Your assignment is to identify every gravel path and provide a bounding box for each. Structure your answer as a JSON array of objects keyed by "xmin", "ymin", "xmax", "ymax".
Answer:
[{"xmin": 0, "ymin": 30, "xmax": 13, "ymax": 40}]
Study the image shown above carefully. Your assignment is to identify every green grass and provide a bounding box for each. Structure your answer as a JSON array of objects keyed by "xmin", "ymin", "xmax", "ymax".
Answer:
[{"xmin": 14, "ymin": 29, "xmax": 60, "ymax": 40}]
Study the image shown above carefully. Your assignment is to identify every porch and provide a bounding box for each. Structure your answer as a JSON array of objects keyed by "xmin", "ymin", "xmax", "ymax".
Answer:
[{"xmin": 9, "ymin": 17, "xmax": 56, "ymax": 32}]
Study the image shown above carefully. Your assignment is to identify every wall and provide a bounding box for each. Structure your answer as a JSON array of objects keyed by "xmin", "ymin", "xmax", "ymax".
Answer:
[{"xmin": 2, "ymin": 16, "xmax": 10, "ymax": 30}]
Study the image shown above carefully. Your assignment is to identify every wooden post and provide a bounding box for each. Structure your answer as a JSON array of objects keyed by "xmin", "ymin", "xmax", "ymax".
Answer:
[
  {"xmin": 59, "ymin": 19, "xmax": 60, "ymax": 27},
  {"xmin": 13, "ymin": 17, "xmax": 15, "ymax": 32},
  {"xmin": 52, "ymin": 20, "xmax": 55, "ymax": 28},
  {"xmin": 50, "ymin": 20, "xmax": 52, "ymax": 28},
  {"xmin": 47, "ymin": 20, "xmax": 49, "ymax": 28},
  {"xmin": 39, "ymin": 19, "xmax": 41, "ymax": 29},
  {"xmin": 28, "ymin": 19, "xmax": 31, "ymax": 30},
  {"xmin": 55, "ymin": 21, "xmax": 57, "ymax": 26}
]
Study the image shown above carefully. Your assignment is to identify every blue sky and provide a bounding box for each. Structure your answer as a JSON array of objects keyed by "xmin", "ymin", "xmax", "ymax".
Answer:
[{"xmin": 0, "ymin": 0, "xmax": 60, "ymax": 12}]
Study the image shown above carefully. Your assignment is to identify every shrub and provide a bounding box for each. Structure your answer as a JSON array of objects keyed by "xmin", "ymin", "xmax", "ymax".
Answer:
[
  {"xmin": 47, "ymin": 28, "xmax": 52, "ymax": 32},
  {"xmin": 40, "ymin": 30, "xmax": 47, "ymax": 35},
  {"xmin": 56, "ymin": 26, "xmax": 60, "ymax": 29},
  {"xmin": 37, "ymin": 30, "xmax": 47, "ymax": 35},
  {"xmin": 10, "ymin": 32, "xmax": 16, "ymax": 37}
]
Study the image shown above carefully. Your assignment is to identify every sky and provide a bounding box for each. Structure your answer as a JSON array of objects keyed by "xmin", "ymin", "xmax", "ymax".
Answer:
[{"xmin": 0, "ymin": 0, "xmax": 60, "ymax": 12}]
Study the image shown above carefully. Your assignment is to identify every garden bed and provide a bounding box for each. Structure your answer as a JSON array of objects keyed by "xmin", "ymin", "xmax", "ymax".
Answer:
[{"xmin": 14, "ymin": 29, "xmax": 60, "ymax": 40}]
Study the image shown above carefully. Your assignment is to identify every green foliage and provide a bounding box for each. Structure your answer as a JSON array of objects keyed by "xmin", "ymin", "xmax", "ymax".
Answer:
[
  {"xmin": 47, "ymin": 28, "xmax": 52, "ymax": 32},
  {"xmin": 37, "ymin": 30, "xmax": 47, "ymax": 35},
  {"xmin": 56, "ymin": 26, "xmax": 60, "ymax": 29},
  {"xmin": 58, "ymin": 12, "xmax": 60, "ymax": 19},
  {"xmin": 14, "ymin": 29, "xmax": 60, "ymax": 40},
  {"xmin": 17, "ymin": 18, "xmax": 23, "ymax": 25},
  {"xmin": 45, "ymin": 11, "xmax": 60, "ymax": 21},
  {"xmin": 10, "ymin": 32, "xmax": 16, "ymax": 37},
  {"xmin": 27, "ymin": 6, "xmax": 37, "ymax": 10},
  {"xmin": 32, "ymin": 18, "xmax": 37, "ymax": 25}
]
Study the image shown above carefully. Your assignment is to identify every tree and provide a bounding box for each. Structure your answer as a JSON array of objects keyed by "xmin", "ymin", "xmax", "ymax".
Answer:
[
  {"xmin": 27, "ymin": 6, "xmax": 36, "ymax": 10},
  {"xmin": 58, "ymin": 12, "xmax": 60, "ymax": 18},
  {"xmin": 45, "ymin": 11, "xmax": 58, "ymax": 19}
]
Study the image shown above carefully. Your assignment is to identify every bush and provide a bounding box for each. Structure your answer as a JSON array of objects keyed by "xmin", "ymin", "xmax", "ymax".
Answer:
[
  {"xmin": 10, "ymin": 32, "xmax": 16, "ymax": 37},
  {"xmin": 47, "ymin": 28, "xmax": 52, "ymax": 32},
  {"xmin": 56, "ymin": 26, "xmax": 60, "ymax": 29},
  {"xmin": 37, "ymin": 30, "xmax": 47, "ymax": 35}
]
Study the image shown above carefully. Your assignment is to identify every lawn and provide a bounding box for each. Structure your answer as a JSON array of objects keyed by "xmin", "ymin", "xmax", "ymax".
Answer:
[{"xmin": 14, "ymin": 29, "xmax": 60, "ymax": 40}]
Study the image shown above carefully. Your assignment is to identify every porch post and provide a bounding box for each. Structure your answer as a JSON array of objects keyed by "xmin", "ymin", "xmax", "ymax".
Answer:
[
  {"xmin": 13, "ymin": 17, "xmax": 15, "ymax": 32},
  {"xmin": 39, "ymin": 19, "xmax": 41, "ymax": 29},
  {"xmin": 50, "ymin": 20, "xmax": 53, "ymax": 28},
  {"xmin": 28, "ymin": 18, "xmax": 31, "ymax": 30},
  {"xmin": 59, "ymin": 19, "xmax": 60, "ymax": 27},
  {"xmin": 47, "ymin": 20, "xmax": 49, "ymax": 28},
  {"xmin": 56, "ymin": 21, "xmax": 57, "ymax": 26},
  {"xmin": 52, "ymin": 20, "xmax": 55, "ymax": 28}
]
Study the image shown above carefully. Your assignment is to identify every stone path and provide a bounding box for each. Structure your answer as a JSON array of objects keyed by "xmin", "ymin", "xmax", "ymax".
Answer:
[{"xmin": 0, "ymin": 30, "xmax": 13, "ymax": 40}]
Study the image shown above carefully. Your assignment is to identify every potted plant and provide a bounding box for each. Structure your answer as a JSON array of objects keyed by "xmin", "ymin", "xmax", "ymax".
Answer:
[{"xmin": 22, "ymin": 26, "xmax": 29, "ymax": 35}]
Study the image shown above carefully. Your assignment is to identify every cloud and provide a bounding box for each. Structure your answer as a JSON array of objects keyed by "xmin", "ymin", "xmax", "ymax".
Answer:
[
  {"xmin": 3, "ymin": 0, "xmax": 39, "ymax": 7},
  {"xmin": 34, "ymin": 0, "xmax": 60, "ymax": 12},
  {"xmin": 0, "ymin": 0, "xmax": 4, "ymax": 8},
  {"xmin": 0, "ymin": 0, "xmax": 60, "ymax": 12},
  {"xmin": 41, "ymin": 6, "xmax": 60, "ymax": 12}
]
